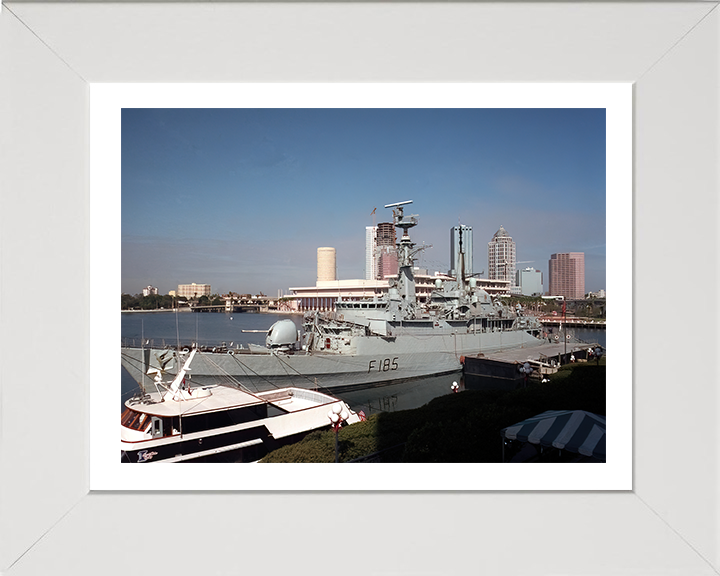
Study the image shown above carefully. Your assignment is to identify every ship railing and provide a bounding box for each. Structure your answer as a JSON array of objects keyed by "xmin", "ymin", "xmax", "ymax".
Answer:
[{"xmin": 121, "ymin": 338, "xmax": 248, "ymax": 352}]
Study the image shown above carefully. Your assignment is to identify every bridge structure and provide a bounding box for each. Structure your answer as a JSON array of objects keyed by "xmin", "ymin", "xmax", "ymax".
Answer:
[{"xmin": 191, "ymin": 303, "xmax": 276, "ymax": 313}]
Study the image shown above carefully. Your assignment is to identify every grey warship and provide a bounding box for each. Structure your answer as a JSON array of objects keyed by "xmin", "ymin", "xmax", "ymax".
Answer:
[{"xmin": 121, "ymin": 201, "xmax": 548, "ymax": 392}]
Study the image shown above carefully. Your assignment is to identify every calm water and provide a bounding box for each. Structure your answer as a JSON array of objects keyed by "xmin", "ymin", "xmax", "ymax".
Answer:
[
  {"xmin": 121, "ymin": 310, "xmax": 302, "ymax": 350},
  {"xmin": 546, "ymin": 325, "xmax": 606, "ymax": 349},
  {"xmin": 121, "ymin": 311, "xmax": 606, "ymax": 415}
]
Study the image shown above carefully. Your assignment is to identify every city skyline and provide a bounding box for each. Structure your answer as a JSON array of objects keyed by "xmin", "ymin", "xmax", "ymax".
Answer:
[{"xmin": 122, "ymin": 107, "xmax": 606, "ymax": 296}]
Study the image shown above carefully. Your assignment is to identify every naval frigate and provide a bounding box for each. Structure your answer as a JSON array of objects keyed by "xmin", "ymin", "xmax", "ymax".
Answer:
[{"xmin": 121, "ymin": 201, "xmax": 548, "ymax": 393}]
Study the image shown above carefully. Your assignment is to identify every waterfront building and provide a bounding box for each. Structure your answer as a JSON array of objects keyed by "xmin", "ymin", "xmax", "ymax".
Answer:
[
  {"xmin": 142, "ymin": 285, "xmax": 158, "ymax": 297},
  {"xmin": 548, "ymin": 252, "xmax": 585, "ymax": 299},
  {"xmin": 289, "ymin": 279, "xmax": 387, "ymax": 312},
  {"xmin": 450, "ymin": 224, "xmax": 473, "ymax": 279},
  {"xmin": 317, "ymin": 247, "xmax": 337, "ymax": 282},
  {"xmin": 516, "ymin": 267, "xmax": 543, "ymax": 297},
  {"xmin": 177, "ymin": 283, "xmax": 211, "ymax": 299},
  {"xmin": 488, "ymin": 225, "xmax": 517, "ymax": 289},
  {"xmin": 288, "ymin": 273, "xmax": 511, "ymax": 312}
]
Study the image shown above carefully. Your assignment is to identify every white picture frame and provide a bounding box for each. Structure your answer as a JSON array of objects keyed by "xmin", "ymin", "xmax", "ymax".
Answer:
[{"xmin": 1, "ymin": 3, "xmax": 718, "ymax": 574}]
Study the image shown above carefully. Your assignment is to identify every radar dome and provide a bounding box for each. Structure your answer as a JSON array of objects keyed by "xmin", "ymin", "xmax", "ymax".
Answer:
[{"xmin": 266, "ymin": 319, "xmax": 300, "ymax": 349}]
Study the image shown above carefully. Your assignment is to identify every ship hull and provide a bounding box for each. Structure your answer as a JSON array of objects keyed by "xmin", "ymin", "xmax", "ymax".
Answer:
[{"xmin": 121, "ymin": 329, "xmax": 546, "ymax": 392}]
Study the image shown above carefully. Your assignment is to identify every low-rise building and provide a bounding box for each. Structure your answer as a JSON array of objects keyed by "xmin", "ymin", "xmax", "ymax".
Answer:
[{"xmin": 177, "ymin": 283, "xmax": 211, "ymax": 299}]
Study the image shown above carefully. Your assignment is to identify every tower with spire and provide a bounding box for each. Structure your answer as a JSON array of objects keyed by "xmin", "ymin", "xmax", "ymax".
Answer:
[{"xmin": 487, "ymin": 225, "xmax": 517, "ymax": 289}]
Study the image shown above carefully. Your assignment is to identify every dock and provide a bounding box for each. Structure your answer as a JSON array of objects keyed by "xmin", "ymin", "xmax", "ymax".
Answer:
[
  {"xmin": 462, "ymin": 341, "xmax": 602, "ymax": 385},
  {"xmin": 539, "ymin": 317, "xmax": 606, "ymax": 329}
]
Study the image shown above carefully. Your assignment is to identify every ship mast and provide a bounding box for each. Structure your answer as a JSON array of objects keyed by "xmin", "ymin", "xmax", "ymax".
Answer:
[
  {"xmin": 385, "ymin": 200, "xmax": 417, "ymax": 315},
  {"xmin": 458, "ymin": 225, "xmax": 466, "ymax": 290}
]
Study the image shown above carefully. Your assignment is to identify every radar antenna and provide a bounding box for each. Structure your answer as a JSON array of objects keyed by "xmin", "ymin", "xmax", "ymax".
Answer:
[
  {"xmin": 385, "ymin": 200, "xmax": 417, "ymax": 240},
  {"xmin": 384, "ymin": 200, "xmax": 413, "ymax": 209}
]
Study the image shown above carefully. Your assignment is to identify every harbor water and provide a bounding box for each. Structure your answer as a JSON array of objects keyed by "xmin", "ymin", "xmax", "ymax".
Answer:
[{"xmin": 121, "ymin": 310, "xmax": 606, "ymax": 416}]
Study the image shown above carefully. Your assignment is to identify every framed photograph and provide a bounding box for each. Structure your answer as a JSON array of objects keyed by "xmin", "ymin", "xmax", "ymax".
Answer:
[
  {"xmin": 92, "ymin": 82, "xmax": 630, "ymax": 491},
  {"xmin": 2, "ymin": 2, "xmax": 718, "ymax": 574}
]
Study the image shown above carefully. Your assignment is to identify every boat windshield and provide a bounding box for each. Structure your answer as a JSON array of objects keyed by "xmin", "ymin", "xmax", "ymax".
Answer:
[{"xmin": 121, "ymin": 408, "xmax": 152, "ymax": 432}]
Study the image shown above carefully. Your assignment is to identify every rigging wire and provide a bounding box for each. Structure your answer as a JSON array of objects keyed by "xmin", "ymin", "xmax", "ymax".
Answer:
[
  {"xmin": 195, "ymin": 352, "xmax": 257, "ymax": 392},
  {"xmin": 226, "ymin": 352, "xmax": 284, "ymax": 391},
  {"xmin": 226, "ymin": 348, "xmax": 385, "ymax": 414}
]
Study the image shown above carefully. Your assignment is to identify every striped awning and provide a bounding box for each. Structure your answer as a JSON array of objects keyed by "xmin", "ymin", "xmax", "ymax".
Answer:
[{"xmin": 501, "ymin": 410, "xmax": 606, "ymax": 460}]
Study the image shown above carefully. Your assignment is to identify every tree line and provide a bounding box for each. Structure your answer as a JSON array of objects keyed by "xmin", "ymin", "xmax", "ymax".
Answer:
[
  {"xmin": 121, "ymin": 293, "xmax": 223, "ymax": 310},
  {"xmin": 504, "ymin": 295, "xmax": 605, "ymax": 319}
]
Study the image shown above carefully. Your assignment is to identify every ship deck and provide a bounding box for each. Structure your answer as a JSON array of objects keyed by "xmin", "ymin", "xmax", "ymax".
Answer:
[{"xmin": 125, "ymin": 386, "xmax": 335, "ymax": 417}]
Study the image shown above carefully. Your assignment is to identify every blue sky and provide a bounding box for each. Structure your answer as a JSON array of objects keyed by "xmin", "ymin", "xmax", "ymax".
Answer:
[{"xmin": 122, "ymin": 107, "xmax": 606, "ymax": 296}]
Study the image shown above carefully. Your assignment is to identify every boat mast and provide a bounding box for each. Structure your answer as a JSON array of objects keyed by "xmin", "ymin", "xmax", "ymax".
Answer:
[
  {"xmin": 140, "ymin": 319, "xmax": 146, "ymax": 396},
  {"xmin": 166, "ymin": 348, "xmax": 197, "ymax": 402}
]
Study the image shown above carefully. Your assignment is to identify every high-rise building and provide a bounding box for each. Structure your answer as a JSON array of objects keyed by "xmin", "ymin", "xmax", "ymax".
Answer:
[
  {"xmin": 450, "ymin": 224, "xmax": 473, "ymax": 279},
  {"xmin": 365, "ymin": 226, "xmax": 377, "ymax": 280},
  {"xmin": 375, "ymin": 222, "xmax": 397, "ymax": 279},
  {"xmin": 365, "ymin": 223, "xmax": 397, "ymax": 280},
  {"xmin": 378, "ymin": 249, "xmax": 399, "ymax": 279},
  {"xmin": 376, "ymin": 223, "xmax": 395, "ymax": 251},
  {"xmin": 516, "ymin": 268, "xmax": 543, "ymax": 296},
  {"xmin": 548, "ymin": 252, "xmax": 585, "ymax": 299},
  {"xmin": 488, "ymin": 225, "xmax": 516, "ymax": 288}
]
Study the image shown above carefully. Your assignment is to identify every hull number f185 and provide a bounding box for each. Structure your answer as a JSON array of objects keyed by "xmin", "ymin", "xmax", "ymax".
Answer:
[{"xmin": 369, "ymin": 357, "xmax": 399, "ymax": 373}]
